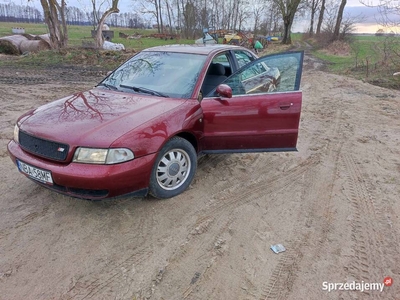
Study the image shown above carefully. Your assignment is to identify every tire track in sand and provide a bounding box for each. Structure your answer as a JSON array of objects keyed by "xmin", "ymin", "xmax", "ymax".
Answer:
[
  {"xmin": 153, "ymin": 154, "xmax": 319, "ymax": 299},
  {"xmin": 259, "ymin": 109, "xmax": 345, "ymax": 300},
  {"xmin": 340, "ymin": 154, "xmax": 400, "ymax": 299},
  {"xmin": 61, "ymin": 207, "xmax": 157, "ymax": 300}
]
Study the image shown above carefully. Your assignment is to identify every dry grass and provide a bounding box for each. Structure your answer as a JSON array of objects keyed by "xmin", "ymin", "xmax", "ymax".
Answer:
[{"xmin": 321, "ymin": 40, "xmax": 351, "ymax": 56}]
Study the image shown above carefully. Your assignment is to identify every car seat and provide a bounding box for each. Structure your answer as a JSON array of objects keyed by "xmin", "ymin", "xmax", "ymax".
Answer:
[{"xmin": 202, "ymin": 63, "xmax": 228, "ymax": 96}]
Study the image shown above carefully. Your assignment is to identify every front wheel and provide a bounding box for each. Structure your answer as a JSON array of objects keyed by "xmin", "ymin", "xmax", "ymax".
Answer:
[{"xmin": 149, "ymin": 137, "xmax": 197, "ymax": 199}]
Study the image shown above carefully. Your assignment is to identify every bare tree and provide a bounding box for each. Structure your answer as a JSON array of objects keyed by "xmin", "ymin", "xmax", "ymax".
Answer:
[
  {"xmin": 156, "ymin": 0, "xmax": 164, "ymax": 33},
  {"xmin": 272, "ymin": 0, "xmax": 303, "ymax": 44},
  {"xmin": 316, "ymin": 0, "xmax": 325, "ymax": 34},
  {"xmin": 94, "ymin": 0, "xmax": 119, "ymax": 48},
  {"xmin": 237, "ymin": 4, "xmax": 251, "ymax": 31},
  {"xmin": 39, "ymin": 0, "xmax": 68, "ymax": 49},
  {"xmin": 308, "ymin": 0, "xmax": 321, "ymax": 36},
  {"xmin": 261, "ymin": 2, "xmax": 282, "ymax": 35},
  {"xmin": 182, "ymin": 1, "xmax": 197, "ymax": 38},
  {"xmin": 332, "ymin": 0, "xmax": 347, "ymax": 40},
  {"xmin": 165, "ymin": 0, "xmax": 174, "ymax": 34},
  {"xmin": 0, "ymin": 2, "xmax": 43, "ymax": 23},
  {"xmin": 135, "ymin": 0, "xmax": 162, "ymax": 33},
  {"xmin": 252, "ymin": 0, "xmax": 265, "ymax": 37},
  {"xmin": 89, "ymin": 0, "xmax": 100, "ymax": 29},
  {"xmin": 340, "ymin": 13, "xmax": 364, "ymax": 38}
]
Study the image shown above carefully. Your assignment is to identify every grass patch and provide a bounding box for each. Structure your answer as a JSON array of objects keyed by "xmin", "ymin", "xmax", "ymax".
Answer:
[
  {"xmin": 0, "ymin": 22, "xmax": 50, "ymax": 36},
  {"xmin": 310, "ymin": 34, "xmax": 400, "ymax": 89},
  {"xmin": 312, "ymin": 49, "xmax": 352, "ymax": 72}
]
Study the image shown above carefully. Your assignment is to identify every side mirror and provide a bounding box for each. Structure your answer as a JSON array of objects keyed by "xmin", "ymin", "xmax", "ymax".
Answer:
[{"xmin": 216, "ymin": 84, "xmax": 232, "ymax": 98}]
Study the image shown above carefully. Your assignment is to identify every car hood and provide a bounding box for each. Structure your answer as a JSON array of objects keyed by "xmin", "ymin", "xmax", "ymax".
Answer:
[{"xmin": 18, "ymin": 87, "xmax": 187, "ymax": 147}]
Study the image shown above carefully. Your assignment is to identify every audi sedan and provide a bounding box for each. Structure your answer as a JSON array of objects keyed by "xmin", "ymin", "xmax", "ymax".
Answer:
[{"xmin": 8, "ymin": 44, "xmax": 304, "ymax": 200}]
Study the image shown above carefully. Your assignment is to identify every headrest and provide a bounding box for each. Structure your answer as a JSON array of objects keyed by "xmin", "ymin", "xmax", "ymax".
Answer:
[{"xmin": 208, "ymin": 63, "xmax": 225, "ymax": 76}]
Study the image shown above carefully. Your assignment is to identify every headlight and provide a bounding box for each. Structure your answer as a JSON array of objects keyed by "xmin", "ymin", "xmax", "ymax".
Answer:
[
  {"xmin": 106, "ymin": 148, "xmax": 135, "ymax": 164},
  {"xmin": 14, "ymin": 124, "xmax": 19, "ymax": 143},
  {"xmin": 73, "ymin": 147, "xmax": 134, "ymax": 164},
  {"xmin": 73, "ymin": 148, "xmax": 108, "ymax": 164}
]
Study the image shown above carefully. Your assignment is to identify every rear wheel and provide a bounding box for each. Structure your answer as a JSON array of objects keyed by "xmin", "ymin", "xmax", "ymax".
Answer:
[{"xmin": 149, "ymin": 137, "xmax": 197, "ymax": 199}]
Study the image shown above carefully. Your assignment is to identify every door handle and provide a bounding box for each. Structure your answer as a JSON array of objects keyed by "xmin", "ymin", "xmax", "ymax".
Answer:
[{"xmin": 279, "ymin": 103, "xmax": 293, "ymax": 110}]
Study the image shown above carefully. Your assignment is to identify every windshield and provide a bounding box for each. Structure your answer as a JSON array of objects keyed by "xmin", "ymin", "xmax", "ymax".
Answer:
[{"xmin": 100, "ymin": 51, "xmax": 207, "ymax": 99}]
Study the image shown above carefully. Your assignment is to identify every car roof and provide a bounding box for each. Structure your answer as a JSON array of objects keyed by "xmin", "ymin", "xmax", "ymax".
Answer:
[{"xmin": 142, "ymin": 44, "xmax": 247, "ymax": 55}]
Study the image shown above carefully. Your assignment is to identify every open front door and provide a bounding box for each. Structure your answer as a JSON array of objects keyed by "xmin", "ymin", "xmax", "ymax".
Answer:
[{"xmin": 200, "ymin": 51, "xmax": 304, "ymax": 153}]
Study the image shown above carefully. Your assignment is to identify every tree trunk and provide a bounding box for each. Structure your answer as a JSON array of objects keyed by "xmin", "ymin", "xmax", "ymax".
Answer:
[
  {"xmin": 95, "ymin": 0, "xmax": 120, "ymax": 49},
  {"xmin": 316, "ymin": 0, "xmax": 325, "ymax": 35},
  {"xmin": 333, "ymin": 0, "xmax": 347, "ymax": 40},
  {"xmin": 56, "ymin": 0, "xmax": 68, "ymax": 45},
  {"xmin": 91, "ymin": 0, "xmax": 98, "ymax": 30},
  {"xmin": 233, "ymin": 0, "xmax": 239, "ymax": 30},
  {"xmin": 282, "ymin": 13, "xmax": 296, "ymax": 44},
  {"xmin": 165, "ymin": 0, "xmax": 173, "ymax": 34},
  {"xmin": 309, "ymin": 0, "xmax": 316, "ymax": 36},
  {"xmin": 277, "ymin": 0, "xmax": 301, "ymax": 45},
  {"xmin": 158, "ymin": 0, "xmax": 163, "ymax": 34},
  {"xmin": 40, "ymin": 0, "xmax": 68, "ymax": 49},
  {"xmin": 309, "ymin": 12, "xmax": 315, "ymax": 36}
]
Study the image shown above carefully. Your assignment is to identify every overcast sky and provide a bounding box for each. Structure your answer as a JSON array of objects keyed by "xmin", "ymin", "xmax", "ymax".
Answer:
[
  {"xmin": 5, "ymin": 0, "xmax": 400, "ymax": 33},
  {"xmin": 16, "ymin": 0, "xmax": 372, "ymax": 9},
  {"xmin": 10, "ymin": 0, "xmax": 379, "ymax": 11}
]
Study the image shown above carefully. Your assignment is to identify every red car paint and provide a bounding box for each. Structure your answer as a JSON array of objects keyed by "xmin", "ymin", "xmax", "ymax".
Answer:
[{"xmin": 8, "ymin": 45, "xmax": 304, "ymax": 199}]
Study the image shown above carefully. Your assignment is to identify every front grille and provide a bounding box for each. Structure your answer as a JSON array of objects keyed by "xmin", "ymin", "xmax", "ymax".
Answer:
[{"xmin": 19, "ymin": 130, "xmax": 69, "ymax": 161}]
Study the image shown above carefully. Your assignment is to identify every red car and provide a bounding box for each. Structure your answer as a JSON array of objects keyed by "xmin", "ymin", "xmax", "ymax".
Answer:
[{"xmin": 7, "ymin": 45, "xmax": 304, "ymax": 200}]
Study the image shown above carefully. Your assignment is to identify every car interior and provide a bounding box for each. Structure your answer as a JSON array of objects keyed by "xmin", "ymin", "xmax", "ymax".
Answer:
[{"xmin": 201, "ymin": 62, "xmax": 228, "ymax": 96}]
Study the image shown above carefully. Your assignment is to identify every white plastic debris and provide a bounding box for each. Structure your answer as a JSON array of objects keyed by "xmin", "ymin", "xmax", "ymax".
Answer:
[
  {"xmin": 103, "ymin": 40, "xmax": 125, "ymax": 51},
  {"xmin": 270, "ymin": 244, "xmax": 286, "ymax": 254},
  {"xmin": 195, "ymin": 33, "xmax": 217, "ymax": 45}
]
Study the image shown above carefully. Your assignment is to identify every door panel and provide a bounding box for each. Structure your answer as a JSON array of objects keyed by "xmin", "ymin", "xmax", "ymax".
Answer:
[{"xmin": 201, "ymin": 51, "xmax": 304, "ymax": 153}]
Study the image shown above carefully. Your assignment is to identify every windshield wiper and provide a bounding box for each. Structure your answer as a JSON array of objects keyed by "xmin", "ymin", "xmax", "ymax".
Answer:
[
  {"xmin": 98, "ymin": 83, "xmax": 118, "ymax": 91},
  {"xmin": 120, "ymin": 84, "xmax": 169, "ymax": 98}
]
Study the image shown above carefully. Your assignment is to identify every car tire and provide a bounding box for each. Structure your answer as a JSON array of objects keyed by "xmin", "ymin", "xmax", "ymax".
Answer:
[{"xmin": 149, "ymin": 137, "xmax": 197, "ymax": 199}]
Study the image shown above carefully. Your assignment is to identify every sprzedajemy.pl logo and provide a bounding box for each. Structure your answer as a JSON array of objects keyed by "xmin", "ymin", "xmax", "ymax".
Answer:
[{"xmin": 322, "ymin": 277, "xmax": 393, "ymax": 293}]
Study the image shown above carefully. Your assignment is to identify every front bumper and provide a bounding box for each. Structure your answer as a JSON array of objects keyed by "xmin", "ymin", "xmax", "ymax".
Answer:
[{"xmin": 7, "ymin": 140, "xmax": 156, "ymax": 200}]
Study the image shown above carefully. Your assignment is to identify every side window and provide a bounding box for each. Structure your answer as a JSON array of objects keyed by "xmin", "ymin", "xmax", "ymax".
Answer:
[
  {"xmin": 223, "ymin": 51, "xmax": 304, "ymax": 96},
  {"xmin": 211, "ymin": 53, "xmax": 232, "ymax": 76},
  {"xmin": 241, "ymin": 62, "xmax": 268, "ymax": 81},
  {"xmin": 202, "ymin": 52, "xmax": 233, "ymax": 96},
  {"xmin": 234, "ymin": 50, "xmax": 254, "ymax": 68}
]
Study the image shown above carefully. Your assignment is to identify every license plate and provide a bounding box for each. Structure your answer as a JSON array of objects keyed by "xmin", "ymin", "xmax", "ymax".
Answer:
[{"xmin": 17, "ymin": 160, "xmax": 53, "ymax": 185}]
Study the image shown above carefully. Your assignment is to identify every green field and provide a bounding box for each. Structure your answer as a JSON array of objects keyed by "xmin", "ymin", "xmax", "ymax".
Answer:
[
  {"xmin": 0, "ymin": 21, "xmax": 197, "ymax": 68},
  {"xmin": 0, "ymin": 22, "xmax": 195, "ymax": 48},
  {"xmin": 310, "ymin": 34, "xmax": 400, "ymax": 88},
  {"xmin": 312, "ymin": 35, "xmax": 395, "ymax": 70}
]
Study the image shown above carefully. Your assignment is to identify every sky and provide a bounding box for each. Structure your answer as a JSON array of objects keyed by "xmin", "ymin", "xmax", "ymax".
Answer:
[
  {"xmin": 6, "ymin": 0, "xmax": 400, "ymax": 34},
  {"xmin": 294, "ymin": 5, "xmax": 400, "ymax": 33},
  {"xmin": 345, "ymin": 6, "xmax": 400, "ymax": 33}
]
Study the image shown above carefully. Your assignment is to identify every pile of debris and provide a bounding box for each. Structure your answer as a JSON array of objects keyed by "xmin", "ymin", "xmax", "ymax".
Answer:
[{"xmin": 0, "ymin": 33, "xmax": 51, "ymax": 55}]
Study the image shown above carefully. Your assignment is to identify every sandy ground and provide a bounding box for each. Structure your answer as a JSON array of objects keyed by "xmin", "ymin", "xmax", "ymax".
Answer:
[{"xmin": 0, "ymin": 53, "xmax": 399, "ymax": 300}]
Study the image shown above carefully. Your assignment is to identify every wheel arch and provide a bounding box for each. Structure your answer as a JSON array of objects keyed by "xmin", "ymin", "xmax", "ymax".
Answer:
[{"xmin": 174, "ymin": 131, "xmax": 199, "ymax": 153}]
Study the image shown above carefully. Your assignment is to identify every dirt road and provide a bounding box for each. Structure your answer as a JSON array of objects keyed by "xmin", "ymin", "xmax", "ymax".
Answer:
[{"xmin": 0, "ymin": 54, "xmax": 399, "ymax": 300}]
